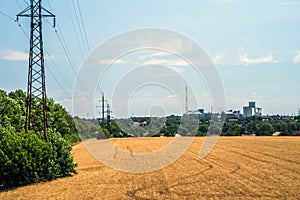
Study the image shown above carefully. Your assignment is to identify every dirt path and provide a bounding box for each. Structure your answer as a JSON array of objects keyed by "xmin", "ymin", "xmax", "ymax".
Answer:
[{"xmin": 1, "ymin": 137, "xmax": 300, "ymax": 199}]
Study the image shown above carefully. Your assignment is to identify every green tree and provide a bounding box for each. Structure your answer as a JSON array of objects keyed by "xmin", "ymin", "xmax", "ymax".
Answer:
[
  {"xmin": 47, "ymin": 99, "xmax": 79, "ymax": 143},
  {"xmin": 256, "ymin": 122, "xmax": 274, "ymax": 136},
  {"xmin": 197, "ymin": 124, "xmax": 208, "ymax": 136},
  {"xmin": 0, "ymin": 92, "xmax": 24, "ymax": 132},
  {"xmin": 163, "ymin": 115, "xmax": 181, "ymax": 136},
  {"xmin": 279, "ymin": 121, "xmax": 289, "ymax": 136}
]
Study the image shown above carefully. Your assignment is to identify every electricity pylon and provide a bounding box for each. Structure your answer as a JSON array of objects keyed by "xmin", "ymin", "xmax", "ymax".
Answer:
[
  {"xmin": 185, "ymin": 86, "xmax": 189, "ymax": 113},
  {"xmin": 17, "ymin": 0, "xmax": 55, "ymax": 138}
]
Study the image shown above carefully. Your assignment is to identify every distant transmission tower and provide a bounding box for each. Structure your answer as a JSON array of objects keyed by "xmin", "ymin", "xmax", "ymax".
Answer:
[
  {"xmin": 96, "ymin": 92, "xmax": 106, "ymax": 127},
  {"xmin": 17, "ymin": 0, "xmax": 55, "ymax": 138},
  {"xmin": 185, "ymin": 86, "xmax": 189, "ymax": 112}
]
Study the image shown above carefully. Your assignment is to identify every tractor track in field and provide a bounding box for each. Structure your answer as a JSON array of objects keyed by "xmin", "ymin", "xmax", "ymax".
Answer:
[
  {"xmin": 1, "ymin": 137, "xmax": 300, "ymax": 199},
  {"xmin": 185, "ymin": 143, "xmax": 297, "ymax": 198},
  {"xmin": 229, "ymin": 144, "xmax": 300, "ymax": 166},
  {"xmin": 219, "ymin": 143, "xmax": 300, "ymax": 175}
]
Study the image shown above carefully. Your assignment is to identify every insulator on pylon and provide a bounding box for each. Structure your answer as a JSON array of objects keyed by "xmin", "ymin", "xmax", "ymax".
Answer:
[{"xmin": 53, "ymin": 17, "xmax": 56, "ymax": 28}]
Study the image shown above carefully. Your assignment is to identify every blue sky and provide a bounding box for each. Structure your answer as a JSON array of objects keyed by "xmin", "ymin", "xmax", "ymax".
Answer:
[{"xmin": 0, "ymin": 0, "xmax": 300, "ymax": 117}]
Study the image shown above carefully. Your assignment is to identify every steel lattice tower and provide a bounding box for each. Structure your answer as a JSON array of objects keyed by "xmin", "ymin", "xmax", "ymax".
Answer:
[
  {"xmin": 185, "ymin": 86, "xmax": 189, "ymax": 113},
  {"xmin": 17, "ymin": 0, "xmax": 55, "ymax": 138}
]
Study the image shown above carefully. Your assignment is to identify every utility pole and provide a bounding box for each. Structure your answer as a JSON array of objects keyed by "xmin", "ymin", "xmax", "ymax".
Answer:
[
  {"xmin": 17, "ymin": 0, "xmax": 55, "ymax": 138},
  {"xmin": 96, "ymin": 93, "xmax": 112, "ymax": 129},
  {"xmin": 96, "ymin": 92, "xmax": 106, "ymax": 127}
]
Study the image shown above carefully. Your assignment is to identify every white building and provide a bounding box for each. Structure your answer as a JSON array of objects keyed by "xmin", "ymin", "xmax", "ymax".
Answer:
[{"xmin": 243, "ymin": 101, "xmax": 262, "ymax": 117}]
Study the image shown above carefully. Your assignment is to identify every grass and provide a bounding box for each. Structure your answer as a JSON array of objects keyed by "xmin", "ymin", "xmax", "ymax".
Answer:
[{"xmin": 0, "ymin": 137, "xmax": 300, "ymax": 199}]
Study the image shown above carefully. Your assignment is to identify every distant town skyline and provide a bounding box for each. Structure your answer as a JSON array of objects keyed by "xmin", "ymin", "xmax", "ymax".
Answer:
[{"xmin": 1, "ymin": 1, "xmax": 299, "ymax": 117}]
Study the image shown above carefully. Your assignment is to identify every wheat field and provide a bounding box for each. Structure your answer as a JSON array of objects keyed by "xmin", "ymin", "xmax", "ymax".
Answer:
[{"xmin": 1, "ymin": 137, "xmax": 300, "ymax": 199}]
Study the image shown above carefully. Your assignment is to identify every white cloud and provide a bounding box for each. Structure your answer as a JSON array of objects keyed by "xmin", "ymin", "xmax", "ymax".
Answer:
[
  {"xmin": 143, "ymin": 58, "xmax": 190, "ymax": 67},
  {"xmin": 1, "ymin": 49, "xmax": 53, "ymax": 61},
  {"xmin": 2, "ymin": 50, "xmax": 28, "ymax": 61},
  {"xmin": 212, "ymin": 55, "xmax": 222, "ymax": 65},
  {"xmin": 136, "ymin": 51, "xmax": 170, "ymax": 62},
  {"xmin": 142, "ymin": 58, "xmax": 187, "ymax": 73},
  {"xmin": 240, "ymin": 54, "xmax": 280, "ymax": 65},
  {"xmin": 280, "ymin": 2, "xmax": 300, "ymax": 6},
  {"xmin": 167, "ymin": 66, "xmax": 185, "ymax": 73},
  {"xmin": 99, "ymin": 58, "xmax": 127, "ymax": 65},
  {"xmin": 166, "ymin": 94, "xmax": 177, "ymax": 98},
  {"xmin": 149, "ymin": 51, "xmax": 170, "ymax": 58},
  {"xmin": 141, "ymin": 92, "xmax": 153, "ymax": 98},
  {"xmin": 143, "ymin": 59, "xmax": 166, "ymax": 65},
  {"xmin": 293, "ymin": 51, "xmax": 300, "ymax": 63}
]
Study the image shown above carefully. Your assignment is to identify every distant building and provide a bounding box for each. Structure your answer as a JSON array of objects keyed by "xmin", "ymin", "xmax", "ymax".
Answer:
[
  {"xmin": 184, "ymin": 108, "xmax": 204, "ymax": 118},
  {"xmin": 243, "ymin": 101, "xmax": 262, "ymax": 117},
  {"xmin": 273, "ymin": 132, "xmax": 281, "ymax": 136},
  {"xmin": 183, "ymin": 108, "xmax": 208, "ymax": 119},
  {"xmin": 225, "ymin": 110, "xmax": 241, "ymax": 119}
]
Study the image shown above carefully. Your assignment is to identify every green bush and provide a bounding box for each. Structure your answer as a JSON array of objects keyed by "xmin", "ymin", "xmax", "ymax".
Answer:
[
  {"xmin": 0, "ymin": 129, "xmax": 76, "ymax": 189},
  {"xmin": 46, "ymin": 130, "xmax": 77, "ymax": 177}
]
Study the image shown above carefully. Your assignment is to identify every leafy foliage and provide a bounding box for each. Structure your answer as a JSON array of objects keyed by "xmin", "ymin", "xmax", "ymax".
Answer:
[
  {"xmin": 0, "ymin": 91, "xmax": 25, "ymax": 132},
  {"xmin": 0, "ymin": 89, "xmax": 78, "ymax": 189},
  {"xmin": 74, "ymin": 117, "xmax": 109, "ymax": 139},
  {"xmin": 47, "ymin": 98, "xmax": 79, "ymax": 143},
  {"xmin": 160, "ymin": 114, "xmax": 300, "ymax": 137},
  {"xmin": 160, "ymin": 115, "xmax": 181, "ymax": 136},
  {"xmin": 0, "ymin": 129, "xmax": 76, "ymax": 189},
  {"xmin": 0, "ymin": 89, "xmax": 80, "ymax": 143}
]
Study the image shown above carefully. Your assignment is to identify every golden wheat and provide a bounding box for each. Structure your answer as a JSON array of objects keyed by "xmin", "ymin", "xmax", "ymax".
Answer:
[{"xmin": 1, "ymin": 137, "xmax": 299, "ymax": 199}]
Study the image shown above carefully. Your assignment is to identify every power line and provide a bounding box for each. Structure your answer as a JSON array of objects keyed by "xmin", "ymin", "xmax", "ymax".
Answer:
[
  {"xmin": 69, "ymin": 0, "xmax": 96, "ymax": 76},
  {"xmin": 65, "ymin": 0, "xmax": 97, "ymax": 78},
  {"xmin": 16, "ymin": 20, "xmax": 29, "ymax": 39},
  {"xmin": 0, "ymin": 11, "xmax": 16, "ymax": 21},
  {"xmin": 66, "ymin": 0, "xmax": 86, "ymax": 59},
  {"xmin": 42, "ymin": 21, "xmax": 74, "ymax": 93},
  {"xmin": 44, "ymin": 48, "xmax": 73, "ymax": 91},
  {"xmin": 46, "ymin": 0, "xmax": 93, "ymax": 102},
  {"xmin": 54, "ymin": 27, "xmax": 93, "ymax": 104},
  {"xmin": 55, "ymin": 29, "xmax": 79, "ymax": 82},
  {"xmin": 42, "ymin": 2, "xmax": 91, "ymax": 102},
  {"xmin": 1, "ymin": 5, "xmax": 28, "ymax": 38},
  {"xmin": 46, "ymin": 67, "xmax": 72, "ymax": 99},
  {"xmin": 15, "ymin": 0, "xmax": 22, "ymax": 9},
  {"xmin": 76, "ymin": 0, "xmax": 91, "ymax": 54},
  {"xmin": 41, "ymin": 2, "xmax": 74, "ymax": 99},
  {"xmin": 75, "ymin": 0, "xmax": 97, "ymax": 76},
  {"xmin": 72, "ymin": 0, "xmax": 88, "ymax": 56},
  {"xmin": 46, "ymin": 0, "xmax": 53, "ymax": 11},
  {"xmin": 21, "ymin": 0, "xmax": 29, "ymax": 5}
]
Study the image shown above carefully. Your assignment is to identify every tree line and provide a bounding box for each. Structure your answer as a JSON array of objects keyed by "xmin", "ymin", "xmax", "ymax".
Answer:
[
  {"xmin": 94, "ymin": 114, "xmax": 300, "ymax": 137},
  {"xmin": 160, "ymin": 114, "xmax": 300, "ymax": 137}
]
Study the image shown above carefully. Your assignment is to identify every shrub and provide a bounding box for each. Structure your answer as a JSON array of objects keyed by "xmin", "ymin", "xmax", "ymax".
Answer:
[
  {"xmin": 0, "ymin": 129, "xmax": 76, "ymax": 189},
  {"xmin": 46, "ymin": 130, "xmax": 77, "ymax": 178}
]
